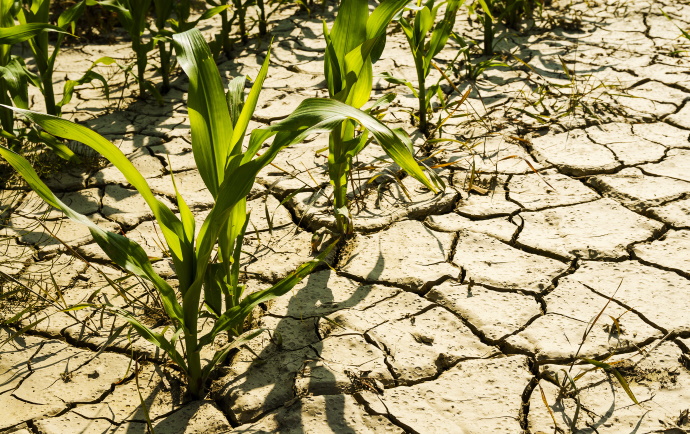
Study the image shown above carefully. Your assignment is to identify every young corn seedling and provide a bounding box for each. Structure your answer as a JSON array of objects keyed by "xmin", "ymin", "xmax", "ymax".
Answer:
[
  {"xmin": 152, "ymin": 0, "xmax": 228, "ymax": 93},
  {"xmin": 0, "ymin": 0, "xmax": 88, "ymax": 161},
  {"xmin": 388, "ymin": 0, "xmax": 462, "ymax": 136},
  {"xmin": 17, "ymin": 0, "xmax": 110, "ymax": 117},
  {"xmin": 99, "ymin": 0, "xmax": 160, "ymax": 99},
  {"xmin": 324, "ymin": 0, "xmax": 440, "ymax": 234},
  {"xmin": 205, "ymin": 0, "xmax": 235, "ymax": 56},
  {"xmin": 0, "ymin": 28, "xmax": 432, "ymax": 398}
]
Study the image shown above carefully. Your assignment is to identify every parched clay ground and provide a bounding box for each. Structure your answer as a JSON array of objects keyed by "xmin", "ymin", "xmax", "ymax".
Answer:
[{"xmin": 2, "ymin": 0, "xmax": 690, "ymax": 432}]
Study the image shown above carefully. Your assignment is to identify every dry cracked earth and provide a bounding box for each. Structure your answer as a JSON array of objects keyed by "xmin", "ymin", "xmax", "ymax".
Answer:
[{"xmin": 2, "ymin": 0, "xmax": 690, "ymax": 433}]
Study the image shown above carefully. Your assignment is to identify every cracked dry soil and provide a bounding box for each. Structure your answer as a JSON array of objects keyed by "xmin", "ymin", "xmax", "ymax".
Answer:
[{"xmin": 2, "ymin": 0, "xmax": 690, "ymax": 432}]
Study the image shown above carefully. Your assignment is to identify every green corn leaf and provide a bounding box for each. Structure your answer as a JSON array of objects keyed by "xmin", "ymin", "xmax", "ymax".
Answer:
[
  {"xmin": 230, "ymin": 45, "xmax": 271, "ymax": 152},
  {"xmin": 169, "ymin": 164, "xmax": 195, "ymax": 247},
  {"xmin": 0, "ymin": 23, "xmax": 65, "ymax": 45},
  {"xmin": 198, "ymin": 4, "xmax": 229, "ymax": 21},
  {"xmin": 57, "ymin": 69, "xmax": 110, "ymax": 111},
  {"xmin": 172, "ymin": 28, "xmax": 233, "ymax": 197},
  {"xmin": 413, "ymin": 7, "xmax": 433, "ymax": 47},
  {"xmin": 263, "ymin": 98, "xmax": 437, "ymax": 193},
  {"xmin": 57, "ymin": 0, "xmax": 86, "ymax": 31},
  {"xmin": 329, "ymin": 0, "xmax": 368, "ymax": 66},
  {"xmin": 203, "ymin": 263, "xmax": 225, "ymax": 317},
  {"xmin": 581, "ymin": 358, "xmax": 639, "ymax": 405},
  {"xmin": 0, "ymin": 57, "xmax": 35, "ymax": 109},
  {"xmin": 226, "ymin": 76, "xmax": 245, "ymax": 127},
  {"xmin": 0, "ymin": 145, "xmax": 185, "ymax": 327},
  {"xmin": 366, "ymin": 0, "xmax": 409, "ymax": 61},
  {"xmin": 30, "ymin": 130, "xmax": 80, "ymax": 163}
]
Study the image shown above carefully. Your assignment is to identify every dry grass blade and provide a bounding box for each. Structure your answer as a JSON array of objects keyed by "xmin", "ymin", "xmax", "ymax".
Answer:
[
  {"xmin": 581, "ymin": 358, "xmax": 639, "ymax": 405},
  {"xmin": 572, "ymin": 278, "xmax": 624, "ymax": 362},
  {"xmin": 538, "ymin": 381, "xmax": 559, "ymax": 429}
]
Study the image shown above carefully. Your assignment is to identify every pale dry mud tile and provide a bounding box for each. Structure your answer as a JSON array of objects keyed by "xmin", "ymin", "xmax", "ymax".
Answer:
[
  {"xmin": 242, "ymin": 226, "xmax": 319, "ymax": 282},
  {"xmin": 529, "ymin": 129, "xmax": 621, "ymax": 176},
  {"xmin": 215, "ymin": 346, "xmax": 316, "ymax": 424},
  {"xmin": 13, "ymin": 214, "xmax": 121, "ymax": 254},
  {"xmin": 667, "ymin": 102, "xmax": 690, "ymax": 130},
  {"xmin": 634, "ymin": 229, "xmax": 690, "ymax": 276},
  {"xmin": 147, "ymin": 169, "xmax": 214, "ymax": 209},
  {"xmin": 632, "ymin": 122, "xmax": 690, "ymax": 148},
  {"xmin": 639, "ymin": 148, "xmax": 690, "ymax": 183},
  {"xmin": 505, "ymin": 273, "xmax": 660, "ymax": 362},
  {"xmin": 255, "ymin": 140, "xmax": 330, "ymax": 194},
  {"xmin": 0, "ymin": 329, "xmax": 46, "ymax": 394},
  {"xmin": 427, "ymin": 281, "xmax": 541, "ymax": 342},
  {"xmin": 339, "ymin": 220, "xmax": 458, "ymax": 292},
  {"xmin": 25, "ymin": 265, "xmax": 141, "ymax": 339},
  {"xmin": 440, "ymin": 134, "xmax": 546, "ymax": 175},
  {"xmin": 630, "ymin": 63, "xmax": 690, "ymax": 88},
  {"xmin": 359, "ymin": 355, "xmax": 532, "ymax": 434},
  {"xmin": 255, "ymin": 315, "xmax": 320, "ymax": 351},
  {"xmin": 508, "ymin": 171, "xmax": 600, "ymax": 211},
  {"xmin": 83, "ymin": 111, "xmax": 137, "ymax": 137},
  {"xmin": 6, "ymin": 338, "xmax": 131, "ymax": 428},
  {"xmin": 20, "ymin": 253, "xmax": 86, "ymax": 289},
  {"xmin": 119, "ymin": 400, "xmax": 232, "ymax": 433},
  {"xmin": 570, "ymin": 260, "xmax": 690, "ymax": 334},
  {"xmin": 366, "ymin": 307, "xmax": 498, "ymax": 384},
  {"xmin": 321, "ymin": 291, "xmax": 433, "ymax": 335},
  {"xmin": 529, "ymin": 342, "xmax": 690, "ymax": 433},
  {"xmin": 100, "ymin": 134, "xmax": 166, "ymax": 155},
  {"xmin": 246, "ymin": 193, "xmax": 295, "ymax": 233},
  {"xmin": 254, "ymin": 92, "xmax": 311, "ymax": 122},
  {"xmin": 149, "ymin": 137, "xmax": 196, "ymax": 172},
  {"xmin": 453, "ymin": 229, "xmax": 569, "ymax": 293},
  {"xmin": 89, "ymin": 152, "xmax": 166, "ymax": 186},
  {"xmin": 124, "ymin": 220, "xmax": 170, "ymax": 259},
  {"xmin": 295, "ymin": 333, "xmax": 394, "ymax": 395},
  {"xmin": 589, "ymin": 167, "xmax": 690, "ymax": 211},
  {"xmin": 42, "ymin": 400, "xmax": 231, "ymax": 434},
  {"xmin": 612, "ymin": 93, "xmax": 677, "ymax": 120},
  {"xmin": 72, "ymin": 363, "xmax": 186, "ymax": 424},
  {"xmin": 288, "ymin": 176, "xmax": 457, "ymax": 232},
  {"xmin": 626, "ymin": 80, "xmax": 689, "ymax": 106},
  {"xmin": 231, "ymin": 394, "xmax": 402, "ymax": 433},
  {"xmin": 584, "ymin": 122, "xmax": 667, "ymax": 165},
  {"xmin": 138, "ymin": 115, "xmax": 188, "ymax": 139},
  {"xmin": 102, "ymin": 184, "xmax": 178, "ymax": 227},
  {"xmin": 19, "ymin": 189, "xmax": 101, "ymax": 221},
  {"xmin": 425, "ymin": 214, "xmax": 517, "ymax": 242},
  {"xmin": 580, "ymin": 28, "xmax": 655, "ymax": 59},
  {"xmin": 516, "ymin": 198, "xmax": 664, "ymax": 260},
  {"xmin": 648, "ymin": 13, "xmax": 688, "ymax": 41},
  {"xmin": 33, "ymin": 412, "xmax": 113, "ymax": 434},
  {"xmin": 452, "ymin": 189, "xmax": 520, "ymax": 218},
  {"xmin": 267, "ymin": 270, "xmax": 401, "ymax": 319},
  {"xmin": 649, "ymin": 196, "xmax": 690, "ymax": 228}
]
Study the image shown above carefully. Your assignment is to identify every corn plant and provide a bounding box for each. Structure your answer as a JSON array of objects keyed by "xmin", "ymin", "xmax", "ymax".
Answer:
[
  {"xmin": 388, "ymin": 0, "xmax": 462, "ymax": 136},
  {"xmin": 98, "ymin": 0, "xmax": 158, "ymax": 99},
  {"xmin": 0, "ymin": 27, "xmax": 439, "ymax": 397},
  {"xmin": 450, "ymin": 31, "xmax": 507, "ymax": 80},
  {"xmin": 17, "ymin": 0, "xmax": 109, "ymax": 117},
  {"xmin": 0, "ymin": 0, "xmax": 84, "ymax": 161},
  {"xmin": 324, "ymin": 0, "xmax": 440, "ymax": 234},
  {"xmin": 152, "ymin": 0, "xmax": 228, "ymax": 93}
]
